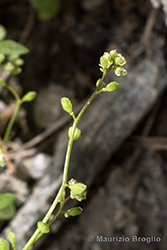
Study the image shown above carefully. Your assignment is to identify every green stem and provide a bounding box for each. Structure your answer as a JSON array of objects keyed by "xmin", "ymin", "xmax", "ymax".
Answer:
[
  {"xmin": 1, "ymin": 100, "xmax": 21, "ymax": 149},
  {"xmin": 21, "ymin": 71, "xmax": 107, "ymax": 250}
]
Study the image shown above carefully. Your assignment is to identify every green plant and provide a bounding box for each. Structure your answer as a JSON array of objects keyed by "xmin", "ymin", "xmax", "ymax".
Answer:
[
  {"xmin": 0, "ymin": 25, "xmax": 127, "ymax": 250},
  {"xmin": 0, "ymin": 25, "xmax": 36, "ymax": 152},
  {"xmin": 29, "ymin": 0, "xmax": 61, "ymax": 20},
  {"xmin": 0, "ymin": 25, "xmax": 36, "ymax": 222},
  {"xmin": 0, "ymin": 193, "xmax": 15, "ymax": 220}
]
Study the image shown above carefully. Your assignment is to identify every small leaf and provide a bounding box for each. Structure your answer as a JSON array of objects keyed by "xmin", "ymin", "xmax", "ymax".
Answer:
[
  {"xmin": 0, "ymin": 193, "xmax": 15, "ymax": 210},
  {"xmin": 68, "ymin": 126, "xmax": 81, "ymax": 140},
  {"xmin": 0, "ymin": 25, "xmax": 7, "ymax": 41},
  {"xmin": 0, "ymin": 238, "xmax": 10, "ymax": 250},
  {"xmin": 0, "ymin": 40, "xmax": 29, "ymax": 55},
  {"xmin": 61, "ymin": 97, "xmax": 73, "ymax": 114},
  {"xmin": 7, "ymin": 231, "xmax": 16, "ymax": 249},
  {"xmin": 105, "ymin": 82, "xmax": 119, "ymax": 92},
  {"xmin": 100, "ymin": 56, "xmax": 108, "ymax": 69},
  {"xmin": 29, "ymin": 0, "xmax": 60, "ymax": 19},
  {"xmin": 67, "ymin": 207, "xmax": 83, "ymax": 216},
  {"xmin": 21, "ymin": 91, "xmax": 36, "ymax": 103},
  {"xmin": 37, "ymin": 221, "xmax": 50, "ymax": 234},
  {"xmin": 0, "ymin": 203, "xmax": 16, "ymax": 220}
]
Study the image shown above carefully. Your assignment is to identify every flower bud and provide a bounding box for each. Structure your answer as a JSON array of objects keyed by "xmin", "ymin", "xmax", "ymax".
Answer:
[
  {"xmin": 105, "ymin": 82, "xmax": 119, "ymax": 92},
  {"xmin": 61, "ymin": 97, "xmax": 73, "ymax": 114},
  {"xmin": 12, "ymin": 67, "xmax": 22, "ymax": 75},
  {"xmin": 66, "ymin": 207, "xmax": 83, "ymax": 217},
  {"xmin": 21, "ymin": 91, "xmax": 36, "ymax": 103},
  {"xmin": 4, "ymin": 62, "xmax": 14, "ymax": 73},
  {"xmin": 14, "ymin": 58, "xmax": 24, "ymax": 66}
]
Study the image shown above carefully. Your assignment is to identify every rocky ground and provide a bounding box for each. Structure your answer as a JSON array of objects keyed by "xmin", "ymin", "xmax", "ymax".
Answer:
[{"xmin": 1, "ymin": 0, "xmax": 167, "ymax": 250}]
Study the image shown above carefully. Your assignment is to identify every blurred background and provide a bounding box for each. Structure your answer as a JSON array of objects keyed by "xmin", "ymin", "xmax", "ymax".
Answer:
[{"xmin": 0, "ymin": 0, "xmax": 167, "ymax": 249}]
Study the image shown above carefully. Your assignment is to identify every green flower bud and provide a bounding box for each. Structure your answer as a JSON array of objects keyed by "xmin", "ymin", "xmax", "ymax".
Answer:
[
  {"xmin": 68, "ymin": 126, "xmax": 81, "ymax": 140},
  {"xmin": 96, "ymin": 78, "xmax": 103, "ymax": 89},
  {"xmin": 109, "ymin": 50, "xmax": 118, "ymax": 60},
  {"xmin": 0, "ymin": 54, "xmax": 5, "ymax": 63},
  {"xmin": 37, "ymin": 221, "xmax": 50, "ymax": 234},
  {"xmin": 104, "ymin": 82, "xmax": 119, "ymax": 92},
  {"xmin": 10, "ymin": 54, "xmax": 18, "ymax": 60},
  {"xmin": 61, "ymin": 97, "xmax": 73, "ymax": 114},
  {"xmin": 21, "ymin": 91, "xmax": 36, "ymax": 103},
  {"xmin": 14, "ymin": 58, "xmax": 24, "ymax": 66},
  {"xmin": 66, "ymin": 207, "xmax": 83, "ymax": 217},
  {"xmin": 0, "ymin": 238, "xmax": 10, "ymax": 250},
  {"xmin": 4, "ymin": 62, "xmax": 14, "ymax": 73},
  {"xmin": 0, "ymin": 149, "xmax": 6, "ymax": 167},
  {"xmin": 7, "ymin": 231, "xmax": 16, "ymax": 248},
  {"xmin": 12, "ymin": 67, "xmax": 22, "ymax": 75}
]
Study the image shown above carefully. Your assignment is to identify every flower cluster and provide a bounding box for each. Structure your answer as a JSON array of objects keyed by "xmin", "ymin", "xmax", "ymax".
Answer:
[{"xmin": 99, "ymin": 50, "xmax": 127, "ymax": 76}]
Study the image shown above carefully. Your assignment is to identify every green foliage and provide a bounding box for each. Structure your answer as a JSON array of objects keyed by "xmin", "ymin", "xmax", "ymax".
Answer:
[
  {"xmin": 0, "ymin": 25, "xmax": 7, "ymax": 41},
  {"xmin": 0, "ymin": 193, "xmax": 15, "ymax": 220},
  {"xmin": 0, "ymin": 238, "xmax": 10, "ymax": 250},
  {"xmin": 7, "ymin": 232, "xmax": 16, "ymax": 250},
  {"xmin": 61, "ymin": 97, "xmax": 73, "ymax": 114},
  {"xmin": 103, "ymin": 82, "xmax": 119, "ymax": 92},
  {"xmin": 0, "ymin": 40, "xmax": 29, "ymax": 55},
  {"xmin": 21, "ymin": 91, "xmax": 37, "ymax": 103},
  {"xmin": 66, "ymin": 207, "xmax": 83, "ymax": 217},
  {"xmin": 29, "ymin": 0, "xmax": 60, "ymax": 20}
]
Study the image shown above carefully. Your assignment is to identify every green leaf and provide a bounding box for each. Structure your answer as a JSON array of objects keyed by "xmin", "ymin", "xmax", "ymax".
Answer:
[
  {"xmin": 0, "ymin": 193, "xmax": 15, "ymax": 210},
  {"xmin": 0, "ymin": 78, "xmax": 6, "ymax": 87},
  {"xmin": 0, "ymin": 238, "xmax": 10, "ymax": 250},
  {"xmin": 61, "ymin": 97, "xmax": 73, "ymax": 114},
  {"xmin": 29, "ymin": 0, "xmax": 60, "ymax": 19},
  {"xmin": 68, "ymin": 126, "xmax": 81, "ymax": 140},
  {"xmin": 100, "ymin": 56, "xmax": 108, "ymax": 69},
  {"xmin": 7, "ymin": 231, "xmax": 16, "ymax": 250},
  {"xmin": 0, "ymin": 53, "xmax": 5, "ymax": 63},
  {"xmin": 0, "ymin": 40, "xmax": 29, "ymax": 55},
  {"xmin": 67, "ymin": 207, "xmax": 83, "ymax": 216},
  {"xmin": 37, "ymin": 221, "xmax": 50, "ymax": 234},
  {"xmin": 21, "ymin": 91, "xmax": 36, "ymax": 103},
  {"xmin": 0, "ymin": 25, "xmax": 7, "ymax": 41},
  {"xmin": 105, "ymin": 82, "xmax": 119, "ymax": 92},
  {"xmin": 0, "ymin": 203, "xmax": 16, "ymax": 220}
]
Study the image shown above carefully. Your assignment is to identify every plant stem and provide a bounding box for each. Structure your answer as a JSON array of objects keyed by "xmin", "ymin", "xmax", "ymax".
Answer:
[
  {"xmin": 1, "ymin": 100, "xmax": 21, "ymax": 149},
  {"xmin": 21, "ymin": 71, "xmax": 107, "ymax": 250}
]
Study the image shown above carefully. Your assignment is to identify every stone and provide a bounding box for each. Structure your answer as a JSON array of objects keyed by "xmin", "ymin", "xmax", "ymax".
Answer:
[{"xmin": 17, "ymin": 153, "xmax": 52, "ymax": 180}]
